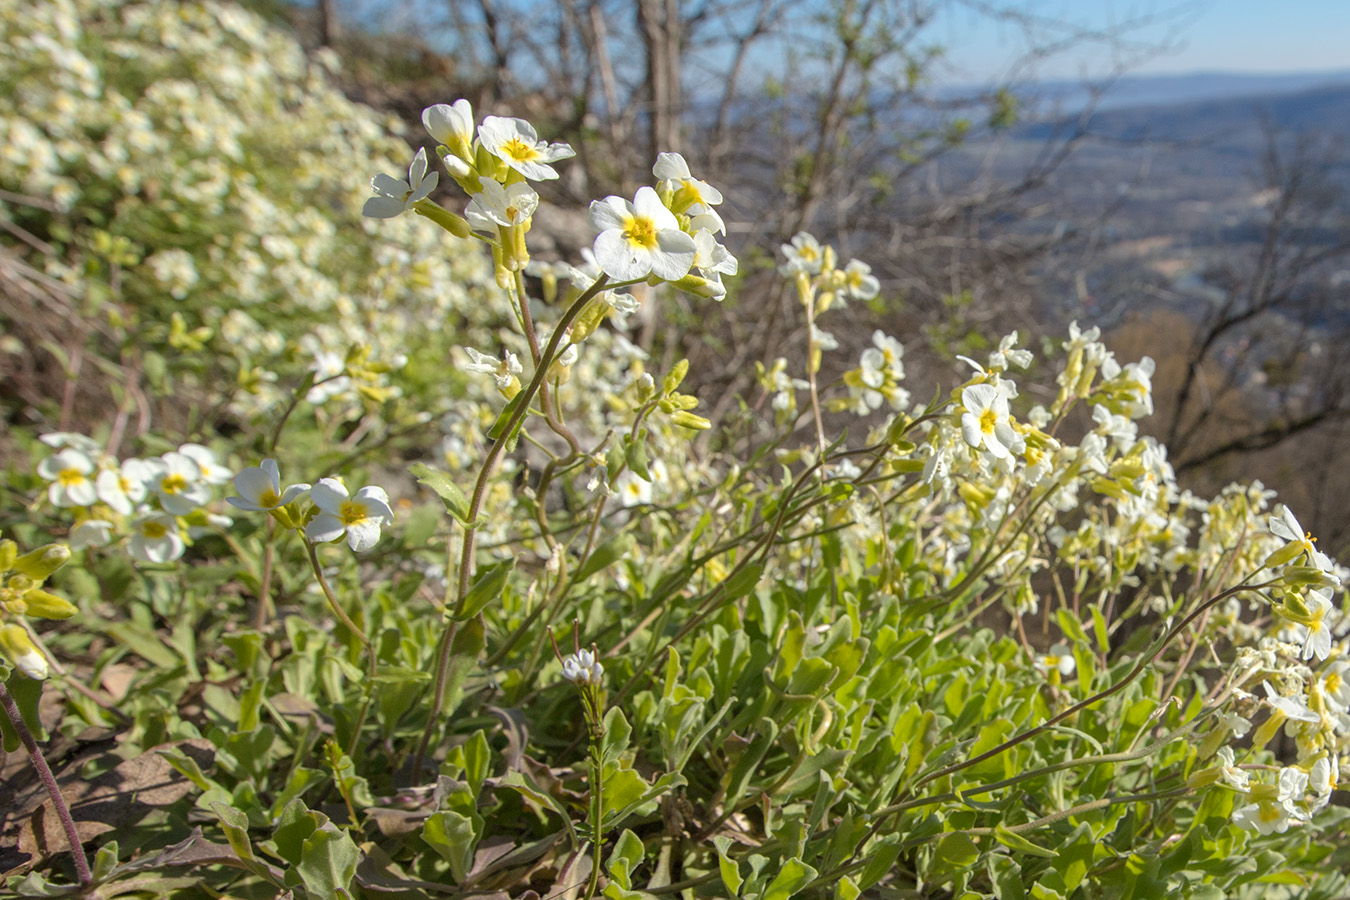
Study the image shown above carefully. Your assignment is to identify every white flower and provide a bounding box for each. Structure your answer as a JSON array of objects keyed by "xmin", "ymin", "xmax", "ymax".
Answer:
[
  {"xmin": 478, "ymin": 116, "xmax": 574, "ymax": 181},
  {"xmin": 1215, "ymin": 746, "xmax": 1250, "ymax": 792},
  {"xmin": 780, "ymin": 232, "xmax": 823, "ymax": 275},
  {"xmin": 37, "ymin": 448, "xmax": 98, "ymax": 507},
  {"xmin": 40, "ymin": 432, "xmax": 102, "ymax": 454},
  {"xmin": 422, "ymin": 99, "xmax": 474, "ymax": 175},
  {"xmin": 145, "ymin": 452, "xmax": 211, "ymax": 516},
  {"xmin": 229, "ymin": 459, "xmax": 310, "ymax": 511},
  {"xmin": 307, "ymin": 350, "xmax": 353, "ymax": 404},
  {"xmin": 653, "ymin": 152, "xmax": 725, "ymax": 233},
  {"xmin": 305, "ymin": 478, "xmax": 394, "ymax": 552},
  {"xmin": 363, "ymin": 147, "xmax": 438, "ymax": 219},
  {"xmin": 1293, "ymin": 589, "xmax": 1336, "ymax": 661},
  {"xmin": 561, "ymin": 648, "xmax": 604, "ymax": 685},
  {"xmin": 69, "ymin": 518, "xmax": 114, "ymax": 550},
  {"xmin": 95, "ymin": 458, "xmax": 151, "ymax": 515},
  {"xmin": 960, "ymin": 384, "xmax": 1024, "ymax": 460},
  {"xmin": 424, "ymin": 99, "xmax": 474, "ymax": 144},
  {"xmin": 589, "ymin": 186, "xmax": 696, "ymax": 282},
  {"xmin": 129, "ymin": 513, "xmax": 185, "ymax": 563},
  {"xmin": 462, "ymin": 347, "xmax": 522, "ymax": 389},
  {"xmin": 615, "ymin": 470, "xmax": 653, "ymax": 507},
  {"xmin": 1269, "ymin": 505, "xmax": 1334, "ymax": 572},
  {"xmin": 0, "ymin": 625, "xmax": 48, "ymax": 680},
  {"xmin": 1036, "ymin": 643, "xmax": 1076, "ymax": 676},
  {"xmin": 689, "ymin": 229, "xmax": 737, "ymax": 299},
  {"xmin": 178, "ymin": 443, "xmax": 233, "ymax": 486},
  {"xmin": 466, "ymin": 180, "xmax": 539, "ymax": 232},
  {"xmin": 842, "ymin": 259, "xmax": 879, "ymax": 300}
]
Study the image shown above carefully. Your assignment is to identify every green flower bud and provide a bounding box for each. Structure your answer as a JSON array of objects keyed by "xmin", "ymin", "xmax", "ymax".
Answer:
[
  {"xmin": 0, "ymin": 624, "xmax": 47, "ymax": 680},
  {"xmin": 13, "ymin": 544, "xmax": 71, "ymax": 581},
  {"xmin": 18, "ymin": 589, "xmax": 77, "ymax": 620}
]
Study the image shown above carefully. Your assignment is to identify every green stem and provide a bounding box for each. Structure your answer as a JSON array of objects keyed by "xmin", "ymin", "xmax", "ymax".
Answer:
[
  {"xmin": 413, "ymin": 277, "xmax": 611, "ymax": 780},
  {"xmin": 304, "ymin": 541, "xmax": 377, "ymax": 757}
]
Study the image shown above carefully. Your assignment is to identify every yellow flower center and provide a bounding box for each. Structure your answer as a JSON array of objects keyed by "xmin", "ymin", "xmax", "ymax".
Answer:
[
  {"xmin": 161, "ymin": 473, "xmax": 188, "ymax": 494},
  {"xmin": 340, "ymin": 500, "xmax": 368, "ymax": 526},
  {"xmin": 1327, "ymin": 672, "xmax": 1342, "ymax": 695},
  {"xmin": 58, "ymin": 467, "xmax": 85, "ymax": 487},
  {"xmin": 142, "ymin": 521, "xmax": 168, "ymax": 539},
  {"xmin": 979, "ymin": 408, "xmax": 998, "ymax": 434},
  {"xmin": 623, "ymin": 214, "xmax": 659, "ymax": 250},
  {"xmin": 258, "ymin": 488, "xmax": 279, "ymax": 508},
  {"xmin": 502, "ymin": 138, "xmax": 539, "ymax": 163}
]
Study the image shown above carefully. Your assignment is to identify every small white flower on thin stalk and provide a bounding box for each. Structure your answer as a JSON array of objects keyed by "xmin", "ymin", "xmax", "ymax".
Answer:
[
  {"xmin": 466, "ymin": 180, "xmax": 538, "ymax": 233},
  {"xmin": 423, "ymin": 99, "xmax": 475, "ymax": 176},
  {"xmin": 960, "ymin": 383, "xmax": 1024, "ymax": 460},
  {"xmin": 780, "ymin": 232, "xmax": 823, "ymax": 275},
  {"xmin": 1215, "ymin": 746, "xmax": 1250, "ymax": 792},
  {"xmin": 229, "ymin": 459, "xmax": 310, "ymax": 512},
  {"xmin": 129, "ymin": 513, "xmax": 185, "ymax": 563},
  {"xmin": 146, "ymin": 452, "xmax": 211, "ymax": 516},
  {"xmin": 842, "ymin": 259, "xmax": 880, "ymax": 301},
  {"xmin": 178, "ymin": 443, "xmax": 233, "ymax": 486},
  {"xmin": 363, "ymin": 147, "xmax": 438, "ymax": 219},
  {"xmin": 37, "ymin": 448, "xmax": 98, "ymax": 507},
  {"xmin": 305, "ymin": 477, "xmax": 394, "ymax": 553},
  {"xmin": 478, "ymin": 116, "xmax": 575, "ymax": 181},
  {"xmin": 589, "ymin": 187, "xmax": 696, "ymax": 282},
  {"xmin": 462, "ymin": 347, "xmax": 522, "ymax": 390},
  {"xmin": 561, "ymin": 648, "xmax": 604, "ymax": 686},
  {"xmin": 1294, "ymin": 588, "xmax": 1336, "ymax": 662},
  {"xmin": 69, "ymin": 518, "xmax": 115, "ymax": 550},
  {"xmin": 95, "ymin": 458, "xmax": 151, "ymax": 515}
]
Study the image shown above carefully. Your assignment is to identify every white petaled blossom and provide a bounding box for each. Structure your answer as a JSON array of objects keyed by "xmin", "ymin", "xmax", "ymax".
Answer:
[
  {"xmin": 842, "ymin": 259, "xmax": 880, "ymax": 300},
  {"xmin": 589, "ymin": 186, "xmax": 696, "ymax": 282},
  {"xmin": 423, "ymin": 99, "xmax": 475, "ymax": 176},
  {"xmin": 146, "ymin": 452, "xmax": 212, "ymax": 516},
  {"xmin": 129, "ymin": 513, "xmax": 185, "ymax": 563},
  {"xmin": 462, "ymin": 347, "xmax": 522, "ymax": 389},
  {"xmin": 960, "ymin": 384, "xmax": 1024, "ymax": 460},
  {"xmin": 1293, "ymin": 589, "xmax": 1336, "ymax": 662},
  {"xmin": 305, "ymin": 478, "xmax": 395, "ymax": 552},
  {"xmin": 1269, "ymin": 504, "xmax": 1335, "ymax": 572},
  {"xmin": 652, "ymin": 152, "xmax": 726, "ymax": 234},
  {"xmin": 478, "ymin": 116, "xmax": 575, "ymax": 181},
  {"xmin": 780, "ymin": 232, "xmax": 823, "ymax": 275},
  {"xmin": 69, "ymin": 519, "xmax": 115, "ymax": 550},
  {"xmin": 363, "ymin": 147, "xmax": 438, "ymax": 219},
  {"xmin": 95, "ymin": 458, "xmax": 151, "ymax": 515},
  {"xmin": 466, "ymin": 181, "xmax": 538, "ymax": 233},
  {"xmin": 178, "ymin": 443, "xmax": 233, "ymax": 485},
  {"xmin": 229, "ymin": 459, "xmax": 310, "ymax": 512},
  {"xmin": 561, "ymin": 648, "xmax": 604, "ymax": 685},
  {"xmin": 37, "ymin": 448, "xmax": 98, "ymax": 507},
  {"xmin": 689, "ymin": 229, "xmax": 737, "ymax": 299},
  {"xmin": 1215, "ymin": 747, "xmax": 1251, "ymax": 792}
]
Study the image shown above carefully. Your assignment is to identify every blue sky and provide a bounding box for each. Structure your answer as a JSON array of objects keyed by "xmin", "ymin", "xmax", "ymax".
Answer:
[{"xmin": 934, "ymin": 0, "xmax": 1350, "ymax": 82}]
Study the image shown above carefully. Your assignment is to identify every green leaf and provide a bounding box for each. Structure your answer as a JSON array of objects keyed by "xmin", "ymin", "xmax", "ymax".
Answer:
[
  {"xmin": 423, "ymin": 810, "xmax": 477, "ymax": 882},
  {"xmin": 606, "ymin": 829, "xmax": 645, "ymax": 890},
  {"xmin": 714, "ymin": 836, "xmax": 743, "ymax": 896},
  {"xmin": 272, "ymin": 798, "xmax": 317, "ymax": 868},
  {"xmin": 761, "ymin": 858, "xmax": 818, "ymax": 900},
  {"xmin": 409, "ymin": 462, "xmax": 471, "ymax": 524},
  {"xmin": 995, "ymin": 825, "xmax": 1058, "ymax": 859},
  {"xmin": 497, "ymin": 771, "xmax": 578, "ymax": 846},
  {"xmin": 297, "ymin": 821, "xmax": 359, "ymax": 899},
  {"xmin": 624, "ymin": 432, "xmax": 651, "ymax": 482},
  {"xmin": 575, "ymin": 533, "xmax": 635, "ymax": 582},
  {"xmin": 1055, "ymin": 608, "xmax": 1088, "ymax": 645},
  {"xmin": 459, "ymin": 558, "xmax": 514, "ymax": 619},
  {"xmin": 936, "ymin": 832, "xmax": 980, "ymax": 870}
]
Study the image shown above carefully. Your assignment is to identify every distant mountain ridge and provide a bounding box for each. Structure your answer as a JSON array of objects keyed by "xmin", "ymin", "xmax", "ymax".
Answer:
[
  {"xmin": 1024, "ymin": 69, "xmax": 1350, "ymax": 113},
  {"xmin": 1014, "ymin": 78, "xmax": 1350, "ymax": 148}
]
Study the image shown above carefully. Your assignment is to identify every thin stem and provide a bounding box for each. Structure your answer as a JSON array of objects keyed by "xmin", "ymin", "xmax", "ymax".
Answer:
[
  {"xmin": 254, "ymin": 516, "xmax": 276, "ymax": 631},
  {"xmin": 414, "ymin": 277, "xmax": 611, "ymax": 780},
  {"xmin": 0, "ymin": 680, "xmax": 92, "ymax": 887},
  {"xmin": 303, "ymin": 541, "xmax": 376, "ymax": 757}
]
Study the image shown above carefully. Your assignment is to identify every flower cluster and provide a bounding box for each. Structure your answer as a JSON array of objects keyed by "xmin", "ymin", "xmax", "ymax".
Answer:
[
  {"xmin": 229, "ymin": 460, "xmax": 394, "ymax": 553},
  {"xmin": 35, "ymin": 433, "xmax": 233, "ymax": 564}
]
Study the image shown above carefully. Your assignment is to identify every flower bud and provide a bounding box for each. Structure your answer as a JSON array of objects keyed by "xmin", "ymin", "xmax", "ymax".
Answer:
[
  {"xmin": 0, "ymin": 624, "xmax": 47, "ymax": 679},
  {"xmin": 662, "ymin": 359, "xmax": 689, "ymax": 395},
  {"xmin": 19, "ymin": 589, "xmax": 77, "ymax": 620},
  {"xmin": 12, "ymin": 544, "xmax": 70, "ymax": 580}
]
